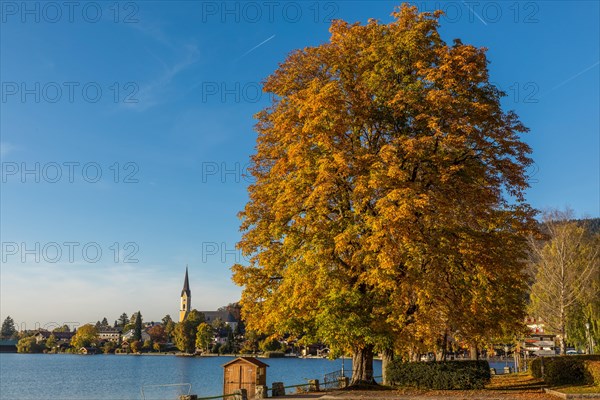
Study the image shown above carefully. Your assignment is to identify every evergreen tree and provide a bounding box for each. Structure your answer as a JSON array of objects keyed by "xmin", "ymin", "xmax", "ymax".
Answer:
[
  {"xmin": 162, "ymin": 315, "xmax": 173, "ymax": 326},
  {"xmin": 0, "ymin": 316, "xmax": 16, "ymax": 339},
  {"xmin": 118, "ymin": 313, "xmax": 129, "ymax": 327},
  {"xmin": 233, "ymin": 321, "xmax": 244, "ymax": 339},
  {"xmin": 134, "ymin": 311, "xmax": 143, "ymax": 341}
]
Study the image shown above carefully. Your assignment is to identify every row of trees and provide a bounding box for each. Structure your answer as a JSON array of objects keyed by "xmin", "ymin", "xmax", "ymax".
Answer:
[
  {"xmin": 8, "ymin": 307, "xmax": 250, "ymax": 355},
  {"xmin": 11, "ymin": 309, "xmax": 293, "ymax": 356}
]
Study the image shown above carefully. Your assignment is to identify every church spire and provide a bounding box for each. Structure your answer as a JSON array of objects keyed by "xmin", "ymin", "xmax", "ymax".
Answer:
[
  {"xmin": 181, "ymin": 265, "xmax": 191, "ymax": 297},
  {"xmin": 179, "ymin": 265, "xmax": 191, "ymax": 322}
]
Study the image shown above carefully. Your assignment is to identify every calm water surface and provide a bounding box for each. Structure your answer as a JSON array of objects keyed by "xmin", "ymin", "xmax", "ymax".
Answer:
[{"xmin": 0, "ymin": 354, "xmax": 382, "ymax": 400}]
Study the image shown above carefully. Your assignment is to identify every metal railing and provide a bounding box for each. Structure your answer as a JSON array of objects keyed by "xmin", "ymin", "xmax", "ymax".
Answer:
[
  {"xmin": 322, "ymin": 369, "xmax": 345, "ymax": 390},
  {"xmin": 192, "ymin": 374, "xmax": 384, "ymax": 399}
]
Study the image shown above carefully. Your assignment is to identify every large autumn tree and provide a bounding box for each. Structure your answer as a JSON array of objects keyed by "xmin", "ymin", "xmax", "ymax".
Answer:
[{"xmin": 233, "ymin": 4, "xmax": 536, "ymax": 384}]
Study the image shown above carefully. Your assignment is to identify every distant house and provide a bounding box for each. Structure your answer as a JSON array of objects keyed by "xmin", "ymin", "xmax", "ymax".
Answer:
[
  {"xmin": 34, "ymin": 330, "xmax": 75, "ymax": 344},
  {"xmin": 79, "ymin": 347, "xmax": 98, "ymax": 355},
  {"xmin": 202, "ymin": 310, "xmax": 239, "ymax": 331},
  {"xmin": 98, "ymin": 328, "xmax": 121, "ymax": 343},
  {"xmin": 0, "ymin": 340, "xmax": 18, "ymax": 353},
  {"xmin": 524, "ymin": 317, "xmax": 557, "ymax": 356},
  {"xmin": 523, "ymin": 333, "xmax": 557, "ymax": 356},
  {"xmin": 302, "ymin": 344, "xmax": 326, "ymax": 357},
  {"xmin": 122, "ymin": 329, "xmax": 150, "ymax": 342}
]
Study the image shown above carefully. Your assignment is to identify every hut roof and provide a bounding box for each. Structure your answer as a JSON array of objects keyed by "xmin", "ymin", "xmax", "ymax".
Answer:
[{"xmin": 222, "ymin": 356, "xmax": 269, "ymax": 368}]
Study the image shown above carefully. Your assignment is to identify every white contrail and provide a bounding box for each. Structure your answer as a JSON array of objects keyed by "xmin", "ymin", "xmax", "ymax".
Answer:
[
  {"xmin": 237, "ymin": 35, "xmax": 276, "ymax": 61},
  {"xmin": 462, "ymin": 1, "xmax": 487, "ymax": 26},
  {"xmin": 551, "ymin": 60, "xmax": 599, "ymax": 91},
  {"xmin": 540, "ymin": 60, "xmax": 600, "ymax": 98}
]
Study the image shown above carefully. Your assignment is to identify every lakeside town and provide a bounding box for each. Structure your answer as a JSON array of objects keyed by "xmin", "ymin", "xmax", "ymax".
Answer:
[{"xmin": 1, "ymin": 257, "xmax": 597, "ymax": 362}]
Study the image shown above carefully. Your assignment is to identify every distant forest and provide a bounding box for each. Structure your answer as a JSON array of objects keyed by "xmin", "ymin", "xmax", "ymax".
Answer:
[{"xmin": 573, "ymin": 217, "xmax": 600, "ymax": 233}]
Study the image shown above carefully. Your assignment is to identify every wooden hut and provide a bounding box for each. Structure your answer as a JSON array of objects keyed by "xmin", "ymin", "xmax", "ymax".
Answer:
[{"xmin": 223, "ymin": 357, "xmax": 269, "ymax": 397}]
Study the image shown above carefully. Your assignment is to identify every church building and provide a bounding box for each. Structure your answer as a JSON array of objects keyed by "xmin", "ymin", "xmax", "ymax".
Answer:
[{"xmin": 178, "ymin": 267, "xmax": 239, "ymax": 330}]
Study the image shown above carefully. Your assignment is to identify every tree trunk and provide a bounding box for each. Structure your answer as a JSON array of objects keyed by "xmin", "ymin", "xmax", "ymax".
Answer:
[
  {"xmin": 469, "ymin": 344, "xmax": 478, "ymax": 360},
  {"xmin": 351, "ymin": 345, "xmax": 376, "ymax": 386},
  {"xmin": 409, "ymin": 347, "xmax": 419, "ymax": 362},
  {"xmin": 559, "ymin": 335, "xmax": 566, "ymax": 355},
  {"xmin": 441, "ymin": 331, "xmax": 448, "ymax": 361},
  {"xmin": 560, "ymin": 298, "xmax": 566, "ymax": 355},
  {"xmin": 381, "ymin": 348, "xmax": 394, "ymax": 386}
]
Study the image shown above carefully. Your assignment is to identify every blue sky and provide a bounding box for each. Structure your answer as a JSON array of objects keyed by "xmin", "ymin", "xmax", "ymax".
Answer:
[{"xmin": 1, "ymin": 1, "xmax": 598, "ymax": 329}]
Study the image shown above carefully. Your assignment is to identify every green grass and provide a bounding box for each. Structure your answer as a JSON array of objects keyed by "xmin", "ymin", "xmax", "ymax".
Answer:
[{"xmin": 553, "ymin": 385, "xmax": 600, "ymax": 394}]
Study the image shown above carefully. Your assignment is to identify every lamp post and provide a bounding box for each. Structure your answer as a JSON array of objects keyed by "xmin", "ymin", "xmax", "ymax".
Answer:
[
  {"xmin": 504, "ymin": 345, "xmax": 509, "ymax": 368},
  {"xmin": 585, "ymin": 322, "xmax": 591, "ymax": 354}
]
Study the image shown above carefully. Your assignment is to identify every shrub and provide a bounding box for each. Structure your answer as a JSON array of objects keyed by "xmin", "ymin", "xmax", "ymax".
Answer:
[
  {"xmin": 16, "ymin": 337, "xmax": 44, "ymax": 353},
  {"xmin": 387, "ymin": 360, "xmax": 491, "ymax": 390},
  {"xmin": 528, "ymin": 357, "xmax": 542, "ymax": 378},
  {"xmin": 528, "ymin": 355, "xmax": 600, "ymax": 385},
  {"xmin": 264, "ymin": 351, "xmax": 285, "ymax": 358},
  {"xmin": 584, "ymin": 361, "xmax": 600, "ymax": 386}
]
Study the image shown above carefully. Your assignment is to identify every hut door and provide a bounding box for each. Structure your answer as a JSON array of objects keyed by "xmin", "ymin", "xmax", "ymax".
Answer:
[{"xmin": 242, "ymin": 367, "xmax": 256, "ymax": 395}]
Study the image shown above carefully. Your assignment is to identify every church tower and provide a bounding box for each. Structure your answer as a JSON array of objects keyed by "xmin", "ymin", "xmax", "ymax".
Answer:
[{"xmin": 179, "ymin": 266, "xmax": 191, "ymax": 322}]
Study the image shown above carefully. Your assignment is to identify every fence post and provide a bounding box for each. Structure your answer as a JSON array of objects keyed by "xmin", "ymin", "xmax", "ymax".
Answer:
[
  {"xmin": 337, "ymin": 376, "xmax": 349, "ymax": 388},
  {"xmin": 255, "ymin": 385, "xmax": 268, "ymax": 399},
  {"xmin": 308, "ymin": 379, "xmax": 320, "ymax": 392},
  {"xmin": 272, "ymin": 382, "xmax": 285, "ymax": 397},
  {"xmin": 233, "ymin": 389, "xmax": 247, "ymax": 400}
]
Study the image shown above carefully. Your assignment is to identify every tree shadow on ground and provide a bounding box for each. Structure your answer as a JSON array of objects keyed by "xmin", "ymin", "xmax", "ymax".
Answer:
[{"xmin": 486, "ymin": 374, "xmax": 547, "ymax": 392}]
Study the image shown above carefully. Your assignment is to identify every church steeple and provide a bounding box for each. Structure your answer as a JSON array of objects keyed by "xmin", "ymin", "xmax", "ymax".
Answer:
[
  {"xmin": 181, "ymin": 266, "xmax": 191, "ymax": 297},
  {"xmin": 179, "ymin": 266, "xmax": 191, "ymax": 322}
]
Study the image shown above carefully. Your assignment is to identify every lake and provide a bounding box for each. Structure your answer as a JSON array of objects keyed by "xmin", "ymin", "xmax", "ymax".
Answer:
[{"xmin": 0, "ymin": 354, "xmax": 381, "ymax": 400}]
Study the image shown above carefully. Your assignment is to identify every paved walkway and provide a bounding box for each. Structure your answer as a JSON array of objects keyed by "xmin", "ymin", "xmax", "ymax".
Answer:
[{"xmin": 278, "ymin": 389, "xmax": 561, "ymax": 399}]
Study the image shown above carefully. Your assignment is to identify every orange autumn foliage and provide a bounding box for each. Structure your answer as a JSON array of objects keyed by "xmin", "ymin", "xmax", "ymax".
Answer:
[{"xmin": 232, "ymin": 4, "xmax": 537, "ymax": 384}]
